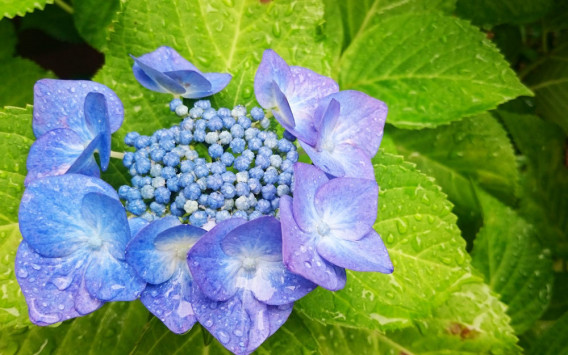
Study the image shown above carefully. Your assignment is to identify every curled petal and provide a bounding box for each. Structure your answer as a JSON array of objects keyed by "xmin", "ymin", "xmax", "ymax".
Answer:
[
  {"xmin": 291, "ymin": 163, "xmax": 329, "ymax": 233},
  {"xmin": 301, "ymin": 141, "xmax": 375, "ymax": 179}
]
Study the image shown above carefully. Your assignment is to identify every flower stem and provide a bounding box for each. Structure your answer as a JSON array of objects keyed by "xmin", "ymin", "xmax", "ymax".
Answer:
[
  {"xmin": 54, "ymin": 0, "xmax": 74, "ymax": 14},
  {"xmin": 110, "ymin": 151, "xmax": 124, "ymax": 160}
]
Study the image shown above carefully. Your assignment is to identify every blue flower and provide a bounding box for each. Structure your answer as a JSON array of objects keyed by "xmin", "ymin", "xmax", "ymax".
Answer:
[
  {"xmin": 131, "ymin": 46, "xmax": 232, "ymax": 98},
  {"xmin": 300, "ymin": 91, "xmax": 387, "ymax": 180},
  {"xmin": 125, "ymin": 216, "xmax": 206, "ymax": 333},
  {"xmin": 16, "ymin": 174, "xmax": 146, "ymax": 325},
  {"xmin": 187, "ymin": 217, "xmax": 316, "ymax": 354},
  {"xmin": 278, "ymin": 163, "xmax": 393, "ymax": 291},
  {"xmin": 254, "ymin": 49, "xmax": 339, "ymax": 146},
  {"xmin": 26, "ymin": 80, "xmax": 124, "ymax": 185}
]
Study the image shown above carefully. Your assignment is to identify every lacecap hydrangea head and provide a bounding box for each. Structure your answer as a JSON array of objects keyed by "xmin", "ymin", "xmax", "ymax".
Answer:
[{"xmin": 16, "ymin": 46, "xmax": 393, "ymax": 355}]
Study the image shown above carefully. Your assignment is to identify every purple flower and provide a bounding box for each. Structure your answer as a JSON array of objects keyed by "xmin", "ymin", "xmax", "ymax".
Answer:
[
  {"xmin": 26, "ymin": 80, "xmax": 124, "ymax": 185},
  {"xmin": 300, "ymin": 90, "xmax": 387, "ymax": 180},
  {"xmin": 126, "ymin": 216, "xmax": 206, "ymax": 333},
  {"xmin": 188, "ymin": 217, "xmax": 316, "ymax": 354},
  {"xmin": 254, "ymin": 49, "xmax": 338, "ymax": 146},
  {"xmin": 131, "ymin": 46, "xmax": 232, "ymax": 98},
  {"xmin": 16, "ymin": 174, "xmax": 146, "ymax": 325},
  {"xmin": 279, "ymin": 163, "xmax": 393, "ymax": 291}
]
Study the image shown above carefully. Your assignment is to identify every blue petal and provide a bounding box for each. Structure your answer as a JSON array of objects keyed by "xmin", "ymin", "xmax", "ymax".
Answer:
[
  {"xmin": 279, "ymin": 196, "xmax": 346, "ymax": 291},
  {"xmin": 25, "ymin": 129, "xmax": 99, "ymax": 186},
  {"xmin": 128, "ymin": 217, "xmax": 150, "ymax": 239},
  {"xmin": 126, "ymin": 216, "xmax": 205, "ymax": 285},
  {"xmin": 270, "ymin": 81, "xmax": 297, "ymax": 134},
  {"xmin": 317, "ymin": 229, "xmax": 394, "ymax": 273},
  {"xmin": 19, "ymin": 174, "xmax": 119, "ymax": 258},
  {"xmin": 66, "ymin": 134, "xmax": 103, "ymax": 175},
  {"xmin": 84, "ymin": 252, "xmax": 146, "ymax": 301},
  {"xmin": 193, "ymin": 288, "xmax": 291, "ymax": 355},
  {"xmin": 134, "ymin": 46, "xmax": 199, "ymax": 73},
  {"xmin": 254, "ymin": 49, "xmax": 293, "ymax": 109},
  {"xmin": 81, "ymin": 192, "xmax": 131, "ymax": 260},
  {"xmin": 313, "ymin": 177, "xmax": 378, "ymax": 241},
  {"xmin": 220, "ymin": 216, "xmax": 316, "ymax": 305},
  {"xmin": 15, "ymin": 242, "xmax": 103, "ymax": 326},
  {"xmin": 188, "ymin": 218, "xmax": 247, "ymax": 301},
  {"xmin": 33, "ymin": 79, "xmax": 124, "ymax": 140},
  {"xmin": 164, "ymin": 70, "xmax": 212, "ymax": 98},
  {"xmin": 291, "ymin": 163, "xmax": 329, "ymax": 233},
  {"xmin": 314, "ymin": 90, "xmax": 387, "ymax": 158},
  {"xmin": 83, "ymin": 93, "xmax": 111, "ymax": 170},
  {"xmin": 301, "ymin": 141, "xmax": 375, "ymax": 179},
  {"xmin": 203, "ymin": 72, "xmax": 232, "ymax": 96},
  {"xmin": 140, "ymin": 268, "xmax": 196, "ymax": 334},
  {"xmin": 132, "ymin": 55, "xmax": 186, "ymax": 94}
]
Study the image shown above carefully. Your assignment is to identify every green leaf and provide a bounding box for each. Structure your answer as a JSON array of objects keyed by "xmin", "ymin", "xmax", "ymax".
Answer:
[
  {"xmin": 527, "ymin": 311, "xmax": 568, "ymax": 355},
  {"xmin": 0, "ymin": 0, "xmax": 54, "ymax": 19},
  {"xmin": 19, "ymin": 4, "xmax": 82, "ymax": 43},
  {"xmin": 331, "ymin": 0, "xmax": 456, "ymax": 53},
  {"xmin": 523, "ymin": 44, "xmax": 568, "ymax": 135},
  {"xmin": 542, "ymin": 272, "xmax": 568, "ymax": 320},
  {"xmin": 0, "ymin": 106, "xmax": 35, "ymax": 329},
  {"xmin": 0, "ymin": 20, "xmax": 55, "ymax": 108},
  {"xmin": 95, "ymin": 0, "xmax": 333, "ymax": 150},
  {"xmin": 498, "ymin": 111, "xmax": 568, "ymax": 256},
  {"xmin": 0, "ymin": 302, "xmax": 149, "ymax": 354},
  {"xmin": 296, "ymin": 152, "xmax": 479, "ymax": 332},
  {"xmin": 387, "ymin": 113, "xmax": 519, "ymax": 238},
  {"xmin": 73, "ymin": 0, "xmax": 120, "ymax": 50},
  {"xmin": 471, "ymin": 190, "xmax": 553, "ymax": 334},
  {"xmin": 455, "ymin": 0, "xmax": 553, "ymax": 27},
  {"xmin": 339, "ymin": 13, "xmax": 532, "ymax": 129}
]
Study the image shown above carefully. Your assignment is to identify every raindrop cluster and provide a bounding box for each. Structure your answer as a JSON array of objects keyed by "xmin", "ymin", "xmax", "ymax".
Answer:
[{"xmin": 118, "ymin": 99, "xmax": 298, "ymax": 227}]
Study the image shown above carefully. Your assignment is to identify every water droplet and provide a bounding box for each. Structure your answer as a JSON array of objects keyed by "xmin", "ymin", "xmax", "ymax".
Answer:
[
  {"xmin": 217, "ymin": 330, "xmax": 230, "ymax": 344},
  {"xmin": 304, "ymin": 261, "xmax": 312, "ymax": 269},
  {"xmin": 233, "ymin": 329, "xmax": 243, "ymax": 336},
  {"xmin": 272, "ymin": 23, "xmax": 281, "ymax": 38}
]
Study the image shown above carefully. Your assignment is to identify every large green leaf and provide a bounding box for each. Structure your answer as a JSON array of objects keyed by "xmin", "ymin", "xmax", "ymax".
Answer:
[
  {"xmin": 19, "ymin": 4, "xmax": 82, "ymax": 43},
  {"xmin": 455, "ymin": 0, "xmax": 553, "ymax": 27},
  {"xmin": 95, "ymin": 0, "xmax": 333, "ymax": 149},
  {"xmin": 296, "ymin": 152, "xmax": 492, "ymax": 332},
  {"xmin": 0, "ymin": 0, "xmax": 53, "ymax": 19},
  {"xmin": 471, "ymin": 191, "xmax": 553, "ymax": 334},
  {"xmin": 527, "ymin": 311, "xmax": 568, "ymax": 355},
  {"xmin": 0, "ymin": 20, "xmax": 55, "ymax": 107},
  {"xmin": 387, "ymin": 113, "xmax": 518, "ymax": 238},
  {"xmin": 0, "ymin": 302, "xmax": 149, "ymax": 354},
  {"xmin": 0, "ymin": 106, "xmax": 35, "ymax": 329},
  {"xmin": 339, "ymin": 13, "xmax": 531, "ymax": 129},
  {"xmin": 73, "ymin": 0, "xmax": 120, "ymax": 50},
  {"xmin": 523, "ymin": 44, "xmax": 568, "ymax": 135},
  {"xmin": 498, "ymin": 111, "xmax": 568, "ymax": 256}
]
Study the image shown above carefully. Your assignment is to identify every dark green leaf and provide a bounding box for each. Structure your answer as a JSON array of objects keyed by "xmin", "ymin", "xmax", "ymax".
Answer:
[
  {"xmin": 455, "ymin": 0, "xmax": 553, "ymax": 27},
  {"xmin": 73, "ymin": 0, "xmax": 120, "ymax": 50},
  {"xmin": 527, "ymin": 311, "xmax": 568, "ymax": 355}
]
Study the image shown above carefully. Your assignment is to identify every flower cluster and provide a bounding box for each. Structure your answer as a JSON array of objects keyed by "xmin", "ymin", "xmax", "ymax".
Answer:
[{"xmin": 16, "ymin": 46, "xmax": 392, "ymax": 355}]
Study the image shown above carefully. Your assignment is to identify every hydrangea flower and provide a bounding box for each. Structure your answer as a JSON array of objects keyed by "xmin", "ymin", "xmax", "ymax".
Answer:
[
  {"xmin": 132, "ymin": 46, "xmax": 232, "ymax": 98},
  {"xmin": 300, "ymin": 90, "xmax": 388, "ymax": 180},
  {"xmin": 188, "ymin": 217, "xmax": 316, "ymax": 354},
  {"xmin": 26, "ymin": 80, "xmax": 124, "ymax": 185},
  {"xmin": 16, "ymin": 174, "xmax": 146, "ymax": 325},
  {"xmin": 278, "ymin": 163, "xmax": 393, "ymax": 290},
  {"xmin": 254, "ymin": 49, "xmax": 339, "ymax": 146},
  {"xmin": 126, "ymin": 216, "xmax": 205, "ymax": 333}
]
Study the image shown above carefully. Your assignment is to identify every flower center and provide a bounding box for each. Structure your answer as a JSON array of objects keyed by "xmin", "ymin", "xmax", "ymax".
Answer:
[
  {"xmin": 321, "ymin": 138, "xmax": 335, "ymax": 153},
  {"xmin": 241, "ymin": 257, "xmax": 257, "ymax": 272},
  {"xmin": 317, "ymin": 222, "xmax": 330, "ymax": 237},
  {"xmin": 87, "ymin": 236, "xmax": 103, "ymax": 249}
]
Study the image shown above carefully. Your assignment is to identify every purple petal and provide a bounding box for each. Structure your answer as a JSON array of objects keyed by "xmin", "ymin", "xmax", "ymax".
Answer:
[
  {"xmin": 314, "ymin": 177, "xmax": 378, "ymax": 241},
  {"xmin": 134, "ymin": 46, "xmax": 199, "ymax": 73},
  {"xmin": 317, "ymin": 229, "xmax": 393, "ymax": 273},
  {"xmin": 83, "ymin": 92, "xmax": 111, "ymax": 170},
  {"xmin": 291, "ymin": 163, "xmax": 329, "ymax": 233},
  {"xmin": 140, "ymin": 268, "xmax": 196, "ymax": 334},
  {"xmin": 301, "ymin": 141, "xmax": 375, "ymax": 179},
  {"xmin": 15, "ymin": 242, "xmax": 103, "ymax": 326},
  {"xmin": 220, "ymin": 216, "xmax": 316, "ymax": 305},
  {"xmin": 188, "ymin": 218, "xmax": 248, "ymax": 301},
  {"xmin": 25, "ymin": 129, "xmax": 100, "ymax": 186},
  {"xmin": 19, "ymin": 174, "xmax": 119, "ymax": 258},
  {"xmin": 84, "ymin": 252, "xmax": 146, "ymax": 301},
  {"xmin": 202, "ymin": 72, "xmax": 232, "ymax": 96},
  {"xmin": 33, "ymin": 79, "xmax": 123, "ymax": 139},
  {"xmin": 254, "ymin": 49, "xmax": 292, "ymax": 109},
  {"xmin": 164, "ymin": 70, "xmax": 212, "ymax": 97},
  {"xmin": 132, "ymin": 55, "xmax": 186, "ymax": 94},
  {"xmin": 280, "ymin": 196, "xmax": 346, "ymax": 291},
  {"xmin": 271, "ymin": 80, "xmax": 296, "ymax": 130},
  {"xmin": 315, "ymin": 90, "xmax": 387, "ymax": 158}
]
